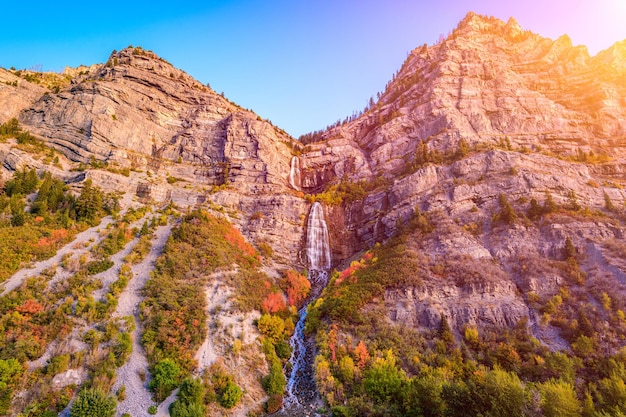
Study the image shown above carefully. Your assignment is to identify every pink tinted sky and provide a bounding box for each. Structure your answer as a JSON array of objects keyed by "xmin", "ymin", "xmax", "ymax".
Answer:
[{"xmin": 0, "ymin": 0, "xmax": 624, "ymax": 136}]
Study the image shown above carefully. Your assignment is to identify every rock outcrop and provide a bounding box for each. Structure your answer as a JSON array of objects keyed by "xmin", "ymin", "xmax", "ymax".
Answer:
[{"xmin": 0, "ymin": 69, "xmax": 46, "ymax": 123}]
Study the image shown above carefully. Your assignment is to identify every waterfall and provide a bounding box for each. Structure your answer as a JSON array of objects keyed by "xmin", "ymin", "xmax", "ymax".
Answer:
[
  {"xmin": 280, "ymin": 202, "xmax": 331, "ymax": 415},
  {"xmin": 289, "ymin": 156, "xmax": 301, "ymax": 191},
  {"xmin": 306, "ymin": 202, "xmax": 331, "ymax": 271}
]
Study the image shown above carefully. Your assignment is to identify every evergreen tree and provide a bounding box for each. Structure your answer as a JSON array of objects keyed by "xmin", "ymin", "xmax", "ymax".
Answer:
[
  {"xmin": 497, "ymin": 194, "xmax": 517, "ymax": 225},
  {"xmin": 75, "ymin": 179, "xmax": 104, "ymax": 223},
  {"xmin": 527, "ymin": 198, "xmax": 543, "ymax": 220},
  {"xmin": 149, "ymin": 358, "xmax": 181, "ymax": 402},
  {"xmin": 564, "ymin": 237, "xmax": 576, "ymax": 260},
  {"xmin": 438, "ymin": 314, "xmax": 455, "ymax": 346},
  {"xmin": 543, "ymin": 192, "xmax": 558, "ymax": 214}
]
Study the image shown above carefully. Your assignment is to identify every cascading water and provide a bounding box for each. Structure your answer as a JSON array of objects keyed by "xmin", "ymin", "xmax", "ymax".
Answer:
[
  {"xmin": 280, "ymin": 202, "xmax": 331, "ymax": 416},
  {"xmin": 289, "ymin": 156, "xmax": 302, "ymax": 191},
  {"xmin": 306, "ymin": 202, "xmax": 331, "ymax": 273}
]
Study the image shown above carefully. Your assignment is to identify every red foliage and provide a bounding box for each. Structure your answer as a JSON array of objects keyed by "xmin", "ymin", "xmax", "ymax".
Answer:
[
  {"xmin": 224, "ymin": 227, "xmax": 257, "ymax": 258},
  {"xmin": 262, "ymin": 292, "xmax": 287, "ymax": 314},
  {"xmin": 335, "ymin": 251, "xmax": 375, "ymax": 285},
  {"xmin": 16, "ymin": 299, "xmax": 44, "ymax": 314},
  {"xmin": 354, "ymin": 340, "xmax": 370, "ymax": 369},
  {"xmin": 285, "ymin": 270, "xmax": 311, "ymax": 307},
  {"xmin": 36, "ymin": 228, "xmax": 69, "ymax": 247}
]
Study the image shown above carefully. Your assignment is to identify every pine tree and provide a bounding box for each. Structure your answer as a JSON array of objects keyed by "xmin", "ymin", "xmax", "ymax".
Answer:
[{"xmin": 497, "ymin": 194, "xmax": 517, "ymax": 225}]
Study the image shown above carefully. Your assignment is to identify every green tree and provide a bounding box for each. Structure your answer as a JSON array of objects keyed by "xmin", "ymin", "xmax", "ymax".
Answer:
[
  {"xmin": 537, "ymin": 379, "xmax": 581, "ymax": 417},
  {"xmin": 263, "ymin": 359, "xmax": 286, "ymax": 396},
  {"xmin": 405, "ymin": 374, "xmax": 445, "ymax": 417},
  {"xmin": 170, "ymin": 378, "xmax": 206, "ymax": 417},
  {"xmin": 178, "ymin": 377, "xmax": 205, "ymax": 405},
  {"xmin": 140, "ymin": 220, "xmax": 150, "ymax": 236},
  {"xmin": 34, "ymin": 171, "xmax": 67, "ymax": 214},
  {"xmin": 257, "ymin": 314, "xmax": 285, "ymax": 344},
  {"xmin": 543, "ymin": 192, "xmax": 558, "ymax": 214},
  {"xmin": 149, "ymin": 358, "xmax": 181, "ymax": 402},
  {"xmin": 75, "ymin": 179, "xmax": 104, "ymax": 223},
  {"xmin": 4, "ymin": 167, "xmax": 39, "ymax": 196},
  {"xmin": 496, "ymin": 194, "xmax": 516, "ymax": 225},
  {"xmin": 363, "ymin": 350, "xmax": 407, "ymax": 404},
  {"xmin": 527, "ymin": 198, "xmax": 543, "ymax": 220},
  {"xmin": 9, "ymin": 195, "xmax": 25, "ymax": 227},
  {"xmin": 170, "ymin": 401, "xmax": 205, "ymax": 417},
  {"xmin": 564, "ymin": 237, "xmax": 577, "ymax": 260},
  {"xmin": 0, "ymin": 359, "xmax": 23, "ymax": 414},
  {"xmin": 70, "ymin": 388, "xmax": 116, "ymax": 417},
  {"xmin": 438, "ymin": 314, "xmax": 455, "ymax": 347},
  {"xmin": 219, "ymin": 381, "xmax": 243, "ymax": 408},
  {"xmin": 481, "ymin": 368, "xmax": 525, "ymax": 417},
  {"xmin": 597, "ymin": 372, "xmax": 626, "ymax": 414}
]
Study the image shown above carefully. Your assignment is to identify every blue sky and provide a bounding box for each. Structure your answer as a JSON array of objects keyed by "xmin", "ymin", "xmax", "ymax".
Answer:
[{"xmin": 1, "ymin": 0, "xmax": 625, "ymax": 137}]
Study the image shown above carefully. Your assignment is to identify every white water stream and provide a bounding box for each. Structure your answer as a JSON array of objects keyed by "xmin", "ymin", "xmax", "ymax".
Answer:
[
  {"xmin": 306, "ymin": 202, "xmax": 331, "ymax": 271},
  {"xmin": 289, "ymin": 156, "xmax": 302, "ymax": 191},
  {"xmin": 281, "ymin": 202, "xmax": 331, "ymax": 415}
]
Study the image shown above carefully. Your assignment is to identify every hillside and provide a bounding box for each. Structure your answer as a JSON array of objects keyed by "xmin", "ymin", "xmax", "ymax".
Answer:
[{"xmin": 0, "ymin": 11, "xmax": 625, "ymax": 417}]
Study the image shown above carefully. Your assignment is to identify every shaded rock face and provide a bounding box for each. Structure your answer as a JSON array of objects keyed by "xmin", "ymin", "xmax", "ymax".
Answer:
[{"xmin": 386, "ymin": 281, "xmax": 528, "ymax": 331}]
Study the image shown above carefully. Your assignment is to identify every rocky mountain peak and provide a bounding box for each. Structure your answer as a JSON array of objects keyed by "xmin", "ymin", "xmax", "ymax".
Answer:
[
  {"xmin": 594, "ymin": 40, "xmax": 626, "ymax": 70},
  {"xmin": 298, "ymin": 12, "xmax": 626, "ymax": 191}
]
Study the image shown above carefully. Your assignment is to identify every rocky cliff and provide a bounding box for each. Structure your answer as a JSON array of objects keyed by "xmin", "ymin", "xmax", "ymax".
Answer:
[{"xmin": 3, "ymin": 47, "xmax": 309, "ymax": 266}]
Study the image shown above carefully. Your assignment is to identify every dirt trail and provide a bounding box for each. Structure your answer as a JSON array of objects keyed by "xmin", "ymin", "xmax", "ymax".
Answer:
[
  {"xmin": 1, "ymin": 216, "xmax": 114, "ymax": 296},
  {"xmin": 112, "ymin": 222, "xmax": 173, "ymax": 417}
]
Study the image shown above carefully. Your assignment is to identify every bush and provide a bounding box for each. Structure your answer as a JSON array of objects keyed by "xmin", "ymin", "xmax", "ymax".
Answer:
[
  {"xmin": 148, "ymin": 405, "xmax": 157, "ymax": 415},
  {"xmin": 149, "ymin": 358, "xmax": 181, "ymax": 402},
  {"xmin": 70, "ymin": 388, "xmax": 116, "ymax": 417},
  {"xmin": 86, "ymin": 258, "xmax": 114, "ymax": 275},
  {"xmin": 266, "ymin": 394, "xmax": 283, "ymax": 414},
  {"xmin": 219, "ymin": 381, "xmax": 243, "ymax": 409},
  {"xmin": 263, "ymin": 359, "xmax": 286, "ymax": 396}
]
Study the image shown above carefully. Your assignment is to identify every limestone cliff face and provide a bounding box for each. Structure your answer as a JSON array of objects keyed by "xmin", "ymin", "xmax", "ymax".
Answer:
[
  {"xmin": 19, "ymin": 48, "xmax": 296, "ymax": 193},
  {"xmin": 12, "ymin": 48, "xmax": 308, "ymax": 266},
  {"xmin": 0, "ymin": 69, "xmax": 46, "ymax": 123},
  {"xmin": 295, "ymin": 13, "xmax": 626, "ymax": 341},
  {"xmin": 300, "ymin": 12, "xmax": 626, "ymax": 185}
]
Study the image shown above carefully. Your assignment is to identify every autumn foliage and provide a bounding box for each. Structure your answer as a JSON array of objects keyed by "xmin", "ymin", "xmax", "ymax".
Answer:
[
  {"xmin": 262, "ymin": 292, "xmax": 287, "ymax": 314},
  {"xmin": 285, "ymin": 270, "xmax": 311, "ymax": 308},
  {"xmin": 354, "ymin": 340, "xmax": 370, "ymax": 369},
  {"xmin": 335, "ymin": 251, "xmax": 374, "ymax": 285}
]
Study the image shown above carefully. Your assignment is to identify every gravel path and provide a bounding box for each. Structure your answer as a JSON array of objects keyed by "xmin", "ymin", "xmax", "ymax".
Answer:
[
  {"xmin": 1, "ymin": 216, "xmax": 114, "ymax": 296},
  {"xmin": 112, "ymin": 222, "xmax": 173, "ymax": 417}
]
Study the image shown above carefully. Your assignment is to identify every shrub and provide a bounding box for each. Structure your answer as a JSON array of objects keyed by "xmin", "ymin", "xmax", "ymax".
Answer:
[
  {"xmin": 219, "ymin": 381, "xmax": 243, "ymax": 408},
  {"xmin": 86, "ymin": 258, "xmax": 114, "ymax": 275},
  {"xmin": 70, "ymin": 388, "xmax": 116, "ymax": 417},
  {"xmin": 266, "ymin": 394, "xmax": 283, "ymax": 414},
  {"xmin": 149, "ymin": 358, "xmax": 181, "ymax": 402},
  {"xmin": 263, "ymin": 359, "xmax": 286, "ymax": 396}
]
